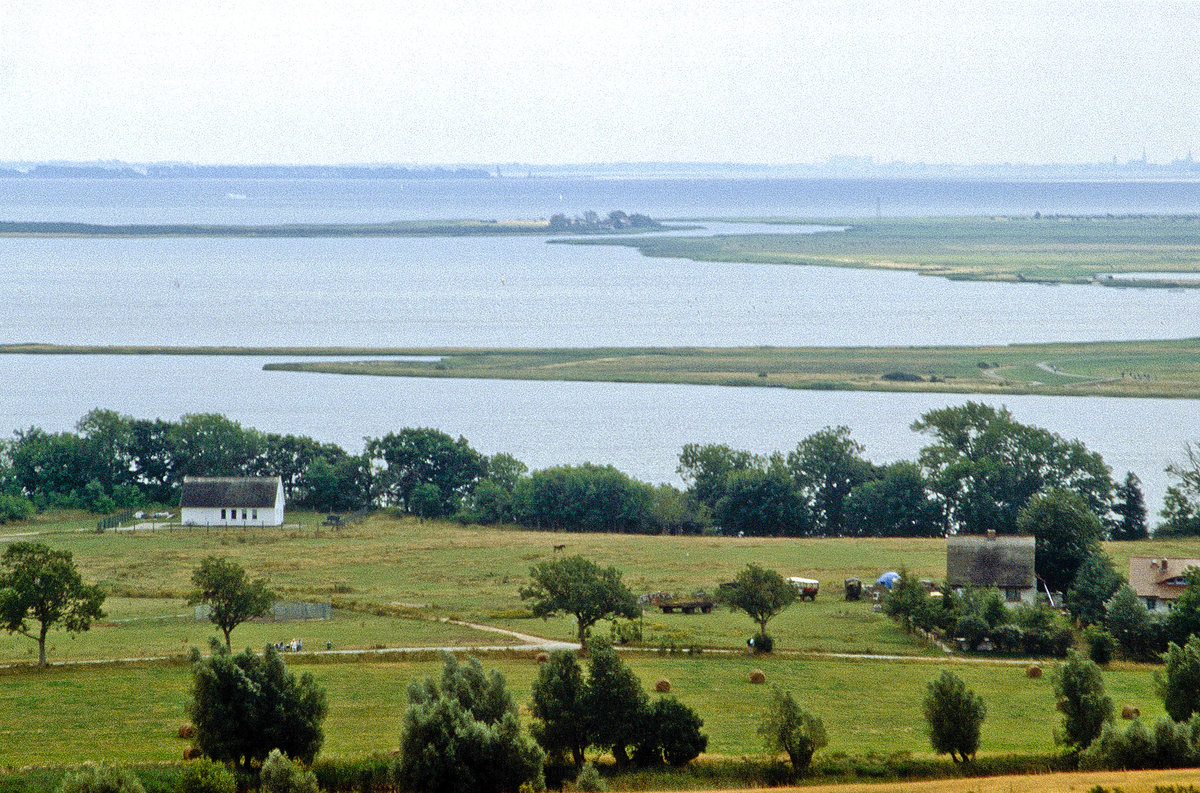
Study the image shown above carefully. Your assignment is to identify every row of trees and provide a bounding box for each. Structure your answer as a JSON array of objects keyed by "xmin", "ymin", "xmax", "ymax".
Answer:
[{"xmin": 4, "ymin": 403, "xmax": 1198, "ymax": 539}]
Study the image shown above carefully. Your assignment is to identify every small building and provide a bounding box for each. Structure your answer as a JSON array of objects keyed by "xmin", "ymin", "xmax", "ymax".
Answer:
[
  {"xmin": 946, "ymin": 532, "xmax": 1037, "ymax": 605},
  {"xmin": 180, "ymin": 476, "xmax": 285, "ymax": 526},
  {"xmin": 1129, "ymin": 556, "xmax": 1200, "ymax": 612}
]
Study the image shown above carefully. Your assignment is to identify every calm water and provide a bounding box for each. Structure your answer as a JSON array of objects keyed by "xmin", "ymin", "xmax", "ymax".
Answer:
[
  {"xmin": 2, "ymin": 177, "xmax": 1197, "ymax": 520},
  {"xmin": 3, "ymin": 354, "xmax": 1189, "ymax": 517}
]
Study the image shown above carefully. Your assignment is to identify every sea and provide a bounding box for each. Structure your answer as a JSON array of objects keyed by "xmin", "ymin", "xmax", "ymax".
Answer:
[{"xmin": 3, "ymin": 175, "xmax": 1199, "ymax": 517}]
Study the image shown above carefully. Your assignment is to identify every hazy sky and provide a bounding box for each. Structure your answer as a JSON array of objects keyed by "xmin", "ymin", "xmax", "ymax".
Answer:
[{"xmin": 2, "ymin": 1, "xmax": 1198, "ymax": 165}]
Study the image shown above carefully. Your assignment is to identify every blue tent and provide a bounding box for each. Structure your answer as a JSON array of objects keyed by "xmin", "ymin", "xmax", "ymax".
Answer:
[{"xmin": 877, "ymin": 571, "xmax": 901, "ymax": 590}]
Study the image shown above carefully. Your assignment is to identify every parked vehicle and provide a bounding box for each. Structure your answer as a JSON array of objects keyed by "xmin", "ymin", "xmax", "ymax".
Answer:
[{"xmin": 787, "ymin": 576, "xmax": 820, "ymax": 601}]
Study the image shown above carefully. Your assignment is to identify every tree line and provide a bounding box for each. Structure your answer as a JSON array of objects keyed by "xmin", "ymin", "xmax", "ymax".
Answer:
[{"xmin": 2, "ymin": 403, "xmax": 1198, "ymax": 538}]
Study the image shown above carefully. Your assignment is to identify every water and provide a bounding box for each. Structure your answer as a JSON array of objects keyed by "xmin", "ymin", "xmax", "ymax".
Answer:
[
  {"xmin": 2, "ymin": 176, "xmax": 1198, "ymax": 520},
  {"xmin": 3, "ymin": 354, "xmax": 1188, "ymax": 518}
]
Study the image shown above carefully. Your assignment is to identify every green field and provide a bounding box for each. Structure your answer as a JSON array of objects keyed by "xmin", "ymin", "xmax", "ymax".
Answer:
[
  {"xmin": 0, "ymin": 651, "xmax": 1170, "ymax": 765},
  {"xmin": 6, "ymin": 338, "xmax": 1200, "ymax": 398},
  {"xmin": 566, "ymin": 215, "xmax": 1200, "ymax": 288},
  {"xmin": 4, "ymin": 514, "xmax": 1200, "ymax": 769}
]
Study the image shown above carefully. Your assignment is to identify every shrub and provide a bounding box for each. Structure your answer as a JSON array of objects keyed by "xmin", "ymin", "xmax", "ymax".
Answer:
[
  {"xmin": 1086, "ymin": 627, "xmax": 1117, "ymax": 665},
  {"xmin": 1078, "ymin": 716, "xmax": 1200, "ymax": 770},
  {"xmin": 638, "ymin": 697, "xmax": 707, "ymax": 767},
  {"xmin": 397, "ymin": 654, "xmax": 544, "ymax": 793},
  {"xmin": 176, "ymin": 761, "xmax": 235, "ymax": 793},
  {"xmin": 955, "ymin": 616, "xmax": 989, "ymax": 651},
  {"xmin": 0, "ymin": 493, "xmax": 35, "ymax": 524},
  {"xmin": 1055, "ymin": 651, "xmax": 1113, "ymax": 752},
  {"xmin": 310, "ymin": 756, "xmax": 391, "ymax": 793},
  {"xmin": 923, "ymin": 670, "xmax": 985, "ymax": 763},
  {"xmin": 750, "ymin": 632, "xmax": 773, "ymax": 653},
  {"xmin": 260, "ymin": 751, "xmax": 318, "ymax": 793},
  {"xmin": 1106, "ymin": 585, "xmax": 1155, "ymax": 659},
  {"xmin": 758, "ymin": 688, "xmax": 827, "ymax": 775},
  {"xmin": 573, "ymin": 763, "xmax": 604, "ymax": 793},
  {"xmin": 1156, "ymin": 635, "xmax": 1200, "ymax": 722},
  {"xmin": 989, "ymin": 625, "xmax": 1023, "ymax": 653},
  {"xmin": 530, "ymin": 650, "xmax": 589, "ymax": 769},
  {"xmin": 56, "ymin": 765, "xmax": 145, "ymax": 793}
]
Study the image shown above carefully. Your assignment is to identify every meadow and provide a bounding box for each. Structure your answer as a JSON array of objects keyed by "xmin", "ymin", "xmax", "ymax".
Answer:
[
  {"xmin": 4, "ymin": 513, "xmax": 1200, "ymax": 771},
  {"xmin": 569, "ymin": 215, "xmax": 1200, "ymax": 287}
]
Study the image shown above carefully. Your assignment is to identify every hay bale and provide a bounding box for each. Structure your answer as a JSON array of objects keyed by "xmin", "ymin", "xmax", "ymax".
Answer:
[
  {"xmin": 749, "ymin": 669, "xmax": 766, "ymax": 684},
  {"xmin": 177, "ymin": 723, "xmax": 195, "ymax": 739},
  {"xmin": 183, "ymin": 746, "xmax": 202, "ymax": 760},
  {"xmin": 1121, "ymin": 705, "xmax": 1140, "ymax": 720},
  {"xmin": 1026, "ymin": 664, "xmax": 1042, "ymax": 679},
  {"xmin": 655, "ymin": 678, "xmax": 671, "ymax": 693},
  {"xmin": 535, "ymin": 652, "xmax": 549, "ymax": 664}
]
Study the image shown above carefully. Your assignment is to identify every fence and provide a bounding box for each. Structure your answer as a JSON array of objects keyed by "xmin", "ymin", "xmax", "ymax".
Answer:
[
  {"xmin": 97, "ymin": 510, "xmax": 135, "ymax": 531},
  {"xmin": 194, "ymin": 600, "xmax": 332, "ymax": 623}
]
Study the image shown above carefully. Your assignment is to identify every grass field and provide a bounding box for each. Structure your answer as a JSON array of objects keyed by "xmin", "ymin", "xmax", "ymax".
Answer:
[
  {"xmin": 567, "ymin": 215, "xmax": 1200, "ymax": 288},
  {"xmin": 0, "ymin": 651, "xmax": 1170, "ymax": 765},
  {"xmin": 6, "ymin": 339, "xmax": 1200, "ymax": 398}
]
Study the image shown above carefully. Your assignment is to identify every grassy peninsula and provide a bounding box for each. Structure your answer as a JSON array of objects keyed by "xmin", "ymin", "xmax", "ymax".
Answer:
[
  {"xmin": 255, "ymin": 339, "xmax": 1200, "ymax": 399},
  {"xmin": 563, "ymin": 215, "xmax": 1200, "ymax": 288}
]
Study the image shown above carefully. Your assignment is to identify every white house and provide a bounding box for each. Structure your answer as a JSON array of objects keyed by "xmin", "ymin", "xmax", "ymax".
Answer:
[{"xmin": 180, "ymin": 476, "xmax": 285, "ymax": 526}]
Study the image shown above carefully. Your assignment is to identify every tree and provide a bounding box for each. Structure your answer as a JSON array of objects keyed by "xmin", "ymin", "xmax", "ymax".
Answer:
[
  {"xmin": 365, "ymin": 428, "xmax": 486, "ymax": 515},
  {"xmin": 529, "ymin": 650, "xmax": 590, "ymax": 768},
  {"xmin": 1111, "ymin": 472, "xmax": 1149, "ymax": 541},
  {"xmin": 717, "ymin": 564, "xmax": 797, "ymax": 645},
  {"xmin": 758, "ymin": 688, "xmax": 827, "ymax": 774},
  {"xmin": 882, "ymin": 567, "xmax": 937, "ymax": 632},
  {"xmin": 397, "ymin": 654, "xmax": 543, "ymax": 793},
  {"xmin": 1165, "ymin": 567, "xmax": 1200, "ymax": 645},
  {"xmin": 514, "ymin": 464, "xmax": 655, "ymax": 533},
  {"xmin": 519, "ymin": 556, "xmax": 640, "ymax": 647},
  {"xmin": 188, "ymin": 643, "xmax": 327, "ymax": 771},
  {"xmin": 713, "ymin": 468, "xmax": 809, "ymax": 537},
  {"xmin": 843, "ymin": 461, "xmax": 941, "ymax": 537},
  {"xmin": 1016, "ymin": 489, "xmax": 1105, "ymax": 594},
  {"xmin": 170, "ymin": 413, "xmax": 263, "ymax": 479},
  {"xmin": 188, "ymin": 557, "xmax": 275, "ymax": 649},
  {"xmin": 641, "ymin": 697, "xmax": 707, "ymax": 766},
  {"xmin": 1104, "ymin": 585, "xmax": 1155, "ymax": 659},
  {"xmin": 676, "ymin": 443, "xmax": 764, "ymax": 512},
  {"xmin": 295, "ymin": 456, "xmax": 370, "ymax": 512},
  {"xmin": 582, "ymin": 640, "xmax": 647, "ymax": 768},
  {"xmin": 923, "ymin": 670, "xmax": 985, "ymax": 763},
  {"xmin": 1156, "ymin": 634, "xmax": 1200, "ymax": 722},
  {"xmin": 1160, "ymin": 444, "xmax": 1200, "ymax": 537},
  {"xmin": 0, "ymin": 541, "xmax": 105, "ymax": 666},
  {"xmin": 260, "ymin": 750, "xmax": 319, "ymax": 793},
  {"xmin": 1055, "ymin": 650, "xmax": 1113, "ymax": 751},
  {"xmin": 1066, "ymin": 553, "xmax": 1124, "ymax": 627},
  {"xmin": 913, "ymin": 403, "xmax": 1113, "ymax": 536},
  {"xmin": 786, "ymin": 426, "xmax": 875, "ymax": 536}
]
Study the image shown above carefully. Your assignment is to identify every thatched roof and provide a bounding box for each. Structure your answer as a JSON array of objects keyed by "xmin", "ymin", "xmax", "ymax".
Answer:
[
  {"xmin": 180, "ymin": 476, "xmax": 281, "ymax": 508},
  {"xmin": 946, "ymin": 534, "xmax": 1035, "ymax": 588}
]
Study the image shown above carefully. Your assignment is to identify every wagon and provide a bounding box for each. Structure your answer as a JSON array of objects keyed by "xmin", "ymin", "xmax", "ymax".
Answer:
[{"xmin": 787, "ymin": 576, "xmax": 820, "ymax": 601}]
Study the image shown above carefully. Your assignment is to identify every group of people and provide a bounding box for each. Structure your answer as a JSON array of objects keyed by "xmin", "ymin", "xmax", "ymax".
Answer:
[{"xmin": 274, "ymin": 638, "xmax": 303, "ymax": 652}]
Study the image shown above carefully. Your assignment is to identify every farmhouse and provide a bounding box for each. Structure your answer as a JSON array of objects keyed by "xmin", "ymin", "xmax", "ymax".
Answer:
[
  {"xmin": 180, "ymin": 476, "xmax": 285, "ymax": 526},
  {"xmin": 946, "ymin": 532, "xmax": 1037, "ymax": 605},
  {"xmin": 1129, "ymin": 556, "xmax": 1200, "ymax": 612}
]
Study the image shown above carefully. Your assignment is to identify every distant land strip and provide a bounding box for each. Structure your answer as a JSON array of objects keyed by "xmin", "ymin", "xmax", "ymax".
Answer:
[
  {"xmin": 561, "ymin": 215, "xmax": 1200, "ymax": 288},
  {"xmin": 0, "ymin": 219, "xmax": 685, "ymax": 238},
  {"xmin": 8, "ymin": 340, "xmax": 1200, "ymax": 399}
]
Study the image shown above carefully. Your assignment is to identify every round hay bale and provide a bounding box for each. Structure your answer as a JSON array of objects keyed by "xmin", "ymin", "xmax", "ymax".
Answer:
[
  {"xmin": 749, "ymin": 669, "xmax": 766, "ymax": 685},
  {"xmin": 183, "ymin": 746, "xmax": 202, "ymax": 760},
  {"xmin": 1026, "ymin": 664, "xmax": 1042, "ymax": 679},
  {"xmin": 655, "ymin": 678, "xmax": 671, "ymax": 693},
  {"xmin": 535, "ymin": 652, "xmax": 549, "ymax": 664},
  {"xmin": 177, "ymin": 723, "xmax": 195, "ymax": 739},
  {"xmin": 1121, "ymin": 705, "xmax": 1140, "ymax": 720}
]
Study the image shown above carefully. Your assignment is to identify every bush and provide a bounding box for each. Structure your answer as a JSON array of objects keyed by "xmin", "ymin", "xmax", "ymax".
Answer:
[
  {"xmin": 260, "ymin": 751, "xmax": 318, "ymax": 793},
  {"xmin": 635, "ymin": 697, "xmax": 707, "ymax": 767},
  {"xmin": 1078, "ymin": 715, "xmax": 1200, "ymax": 770},
  {"xmin": 989, "ymin": 624, "xmax": 1023, "ymax": 653},
  {"xmin": 1055, "ymin": 651, "xmax": 1113, "ymax": 752},
  {"xmin": 529, "ymin": 650, "xmax": 589, "ymax": 769},
  {"xmin": 0, "ymin": 493, "xmax": 35, "ymax": 524},
  {"xmin": 311, "ymin": 756, "xmax": 391, "ymax": 793},
  {"xmin": 955, "ymin": 616, "xmax": 989, "ymax": 651},
  {"xmin": 397, "ymin": 654, "xmax": 544, "ymax": 793},
  {"xmin": 176, "ymin": 761, "xmax": 235, "ymax": 793},
  {"xmin": 1157, "ymin": 635, "xmax": 1200, "ymax": 722},
  {"xmin": 750, "ymin": 632, "xmax": 773, "ymax": 653},
  {"xmin": 56, "ymin": 766, "xmax": 145, "ymax": 793},
  {"xmin": 572, "ymin": 763, "xmax": 604, "ymax": 793},
  {"xmin": 923, "ymin": 670, "xmax": 985, "ymax": 763},
  {"xmin": 1086, "ymin": 627, "xmax": 1117, "ymax": 665},
  {"xmin": 758, "ymin": 688, "xmax": 827, "ymax": 775}
]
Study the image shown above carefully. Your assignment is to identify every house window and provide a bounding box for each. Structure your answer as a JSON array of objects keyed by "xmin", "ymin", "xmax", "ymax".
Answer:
[
  {"xmin": 1145, "ymin": 597, "xmax": 1158, "ymax": 611},
  {"xmin": 220, "ymin": 509, "xmax": 226, "ymax": 519},
  {"xmin": 252, "ymin": 509, "xmax": 258, "ymax": 520},
  {"xmin": 242, "ymin": 509, "xmax": 247, "ymax": 519},
  {"xmin": 1004, "ymin": 588, "xmax": 1022, "ymax": 603}
]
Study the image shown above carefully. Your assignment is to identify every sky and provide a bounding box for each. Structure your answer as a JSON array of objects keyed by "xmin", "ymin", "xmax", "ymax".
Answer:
[{"xmin": 1, "ymin": 0, "xmax": 1198, "ymax": 165}]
